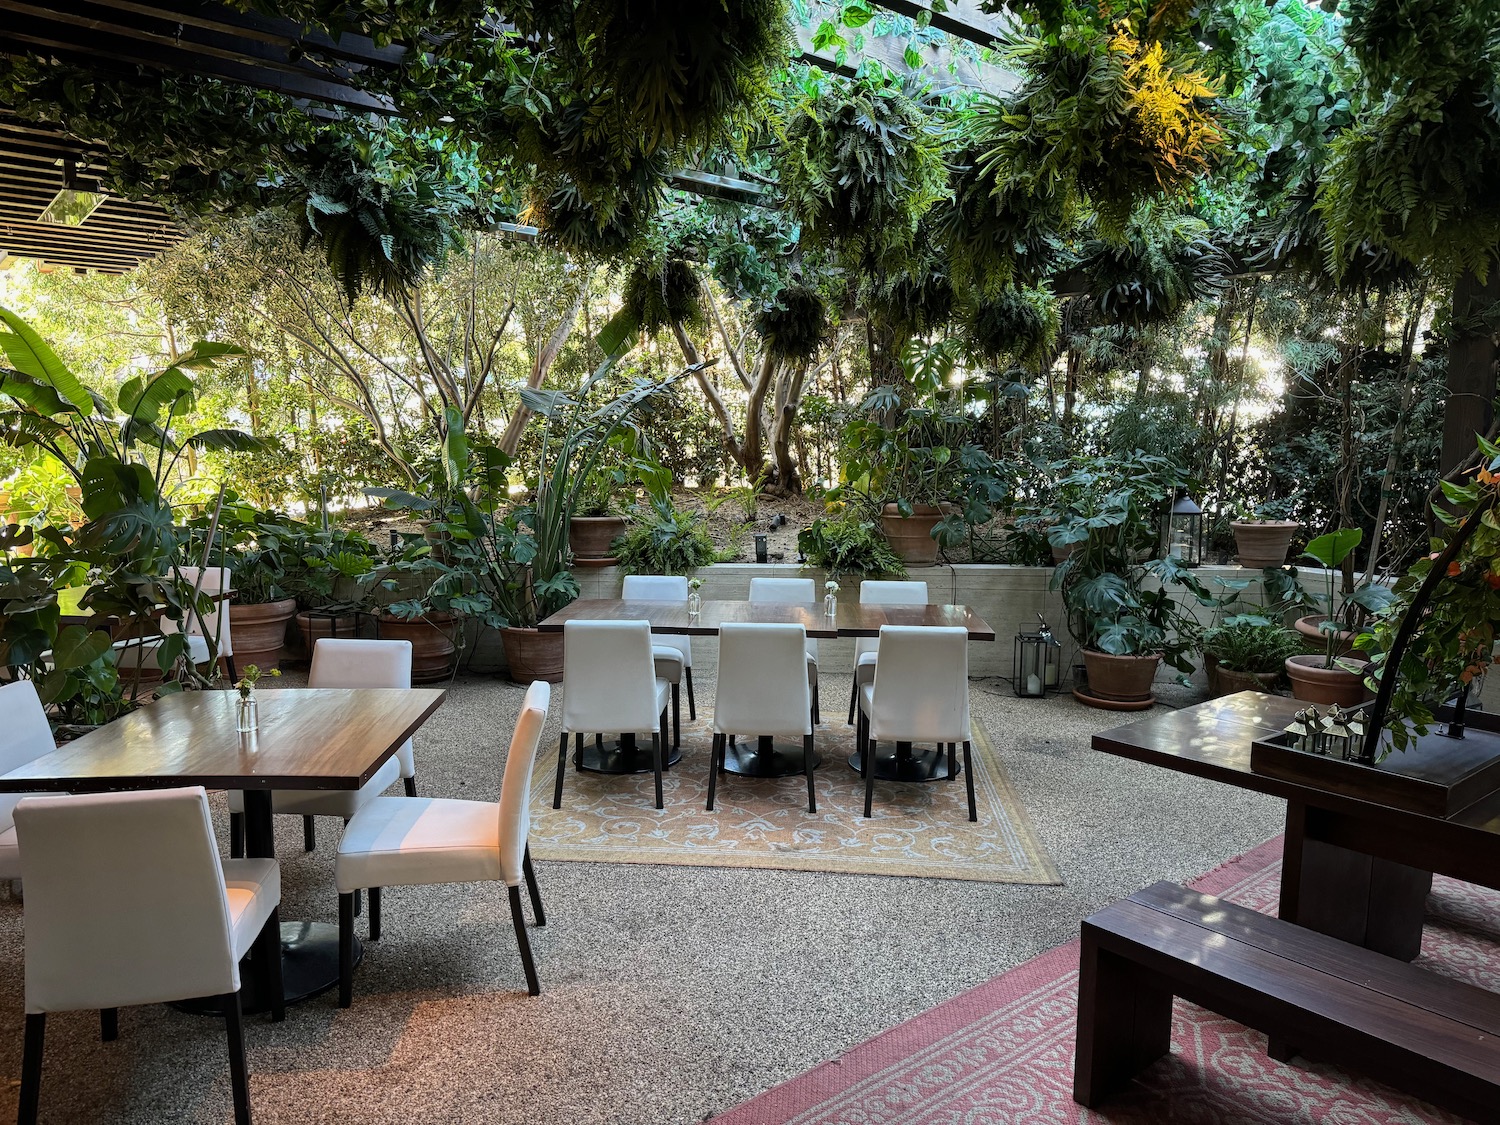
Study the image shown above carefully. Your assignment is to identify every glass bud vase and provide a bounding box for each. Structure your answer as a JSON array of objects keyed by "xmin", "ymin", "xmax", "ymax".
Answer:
[
  {"xmin": 236, "ymin": 694, "xmax": 258, "ymax": 734},
  {"xmin": 824, "ymin": 592, "xmax": 838, "ymax": 618},
  {"xmin": 687, "ymin": 592, "xmax": 702, "ymax": 616}
]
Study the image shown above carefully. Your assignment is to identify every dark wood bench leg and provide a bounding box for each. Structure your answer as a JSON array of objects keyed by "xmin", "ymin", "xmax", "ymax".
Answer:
[{"xmin": 1073, "ymin": 928, "xmax": 1173, "ymax": 1108}]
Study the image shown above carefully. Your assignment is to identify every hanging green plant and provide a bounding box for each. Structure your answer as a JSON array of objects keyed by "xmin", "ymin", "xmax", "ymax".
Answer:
[
  {"xmin": 966, "ymin": 286, "xmax": 1061, "ymax": 368},
  {"xmin": 1077, "ymin": 208, "xmax": 1229, "ymax": 327},
  {"xmin": 937, "ymin": 140, "xmax": 1065, "ymax": 297},
  {"xmin": 622, "ymin": 258, "xmax": 705, "ymax": 334},
  {"xmin": 532, "ymin": 175, "xmax": 660, "ymax": 258},
  {"xmin": 753, "ymin": 285, "xmax": 827, "ymax": 362}
]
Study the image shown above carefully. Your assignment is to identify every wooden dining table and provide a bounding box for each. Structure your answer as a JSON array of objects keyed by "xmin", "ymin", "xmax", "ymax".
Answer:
[
  {"xmin": 0, "ymin": 687, "xmax": 446, "ymax": 1013},
  {"xmin": 537, "ymin": 597, "xmax": 995, "ymax": 780}
]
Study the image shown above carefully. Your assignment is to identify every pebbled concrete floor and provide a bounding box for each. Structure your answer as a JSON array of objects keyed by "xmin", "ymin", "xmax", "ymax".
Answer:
[{"xmin": 0, "ymin": 671, "xmax": 1283, "ymax": 1124}]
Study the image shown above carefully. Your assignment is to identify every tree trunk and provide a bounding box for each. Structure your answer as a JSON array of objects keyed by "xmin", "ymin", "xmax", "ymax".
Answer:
[{"xmin": 1444, "ymin": 264, "xmax": 1500, "ymax": 475}]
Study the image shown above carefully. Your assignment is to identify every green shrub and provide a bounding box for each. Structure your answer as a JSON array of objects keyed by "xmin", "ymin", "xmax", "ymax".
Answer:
[
  {"xmin": 797, "ymin": 516, "xmax": 905, "ymax": 579},
  {"xmin": 1200, "ymin": 620, "xmax": 1303, "ymax": 674},
  {"xmin": 615, "ymin": 497, "xmax": 722, "ymax": 574}
]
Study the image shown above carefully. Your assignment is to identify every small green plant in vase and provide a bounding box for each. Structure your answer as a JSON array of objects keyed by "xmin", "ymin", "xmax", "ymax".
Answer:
[{"xmin": 233, "ymin": 663, "xmax": 280, "ymax": 733}]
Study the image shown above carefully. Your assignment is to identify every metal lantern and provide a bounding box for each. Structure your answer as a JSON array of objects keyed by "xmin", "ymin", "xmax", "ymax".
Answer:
[
  {"xmin": 1163, "ymin": 488, "xmax": 1203, "ymax": 566},
  {"xmin": 1014, "ymin": 617, "xmax": 1062, "ymax": 697}
]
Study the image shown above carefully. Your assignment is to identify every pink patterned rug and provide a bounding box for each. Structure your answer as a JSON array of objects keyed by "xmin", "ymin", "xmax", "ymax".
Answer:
[{"xmin": 713, "ymin": 837, "xmax": 1500, "ymax": 1124}]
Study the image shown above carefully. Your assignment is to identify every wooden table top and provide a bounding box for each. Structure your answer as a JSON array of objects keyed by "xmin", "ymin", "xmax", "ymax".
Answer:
[
  {"xmin": 1093, "ymin": 691, "xmax": 1500, "ymax": 885},
  {"xmin": 535, "ymin": 598, "xmax": 996, "ymax": 640},
  {"xmin": 0, "ymin": 688, "xmax": 446, "ymax": 793}
]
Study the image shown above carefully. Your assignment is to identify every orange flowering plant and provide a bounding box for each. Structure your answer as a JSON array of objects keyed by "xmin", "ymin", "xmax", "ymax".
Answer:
[{"xmin": 1361, "ymin": 437, "xmax": 1500, "ymax": 756}]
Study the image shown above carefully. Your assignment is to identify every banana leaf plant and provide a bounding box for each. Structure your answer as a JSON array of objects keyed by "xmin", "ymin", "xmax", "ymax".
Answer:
[{"xmin": 0, "ymin": 306, "xmax": 262, "ymax": 709}]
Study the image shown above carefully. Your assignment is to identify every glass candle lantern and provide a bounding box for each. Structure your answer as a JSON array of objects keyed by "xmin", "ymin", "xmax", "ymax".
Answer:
[
  {"xmin": 1013, "ymin": 631, "xmax": 1051, "ymax": 698},
  {"xmin": 1162, "ymin": 488, "xmax": 1204, "ymax": 567}
]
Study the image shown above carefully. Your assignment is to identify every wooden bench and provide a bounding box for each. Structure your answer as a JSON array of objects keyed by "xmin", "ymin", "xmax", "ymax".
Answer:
[{"xmin": 1074, "ymin": 880, "xmax": 1500, "ymax": 1124}]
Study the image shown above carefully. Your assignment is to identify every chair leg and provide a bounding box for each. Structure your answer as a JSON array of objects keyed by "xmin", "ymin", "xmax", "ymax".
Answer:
[
  {"xmin": 303, "ymin": 815, "xmax": 316, "ymax": 853},
  {"xmin": 964, "ymin": 741, "xmax": 977, "ymax": 822},
  {"xmin": 403, "ymin": 776, "xmax": 417, "ymax": 798},
  {"xmin": 523, "ymin": 844, "xmax": 546, "ymax": 926},
  {"xmin": 100, "ymin": 1008, "xmax": 117, "ymax": 1042},
  {"xmin": 706, "ymin": 733, "xmax": 722, "ymax": 811},
  {"xmin": 222, "ymin": 990, "xmax": 252, "ymax": 1125},
  {"xmin": 811, "ymin": 682, "xmax": 820, "ymax": 726},
  {"xmin": 847, "ymin": 679, "xmax": 857, "ymax": 725},
  {"xmin": 338, "ymin": 892, "xmax": 355, "ymax": 1009},
  {"xmin": 228, "ymin": 811, "xmax": 244, "ymax": 860},
  {"xmin": 948, "ymin": 742, "xmax": 957, "ymax": 783},
  {"xmin": 508, "ymin": 885, "xmax": 541, "ymax": 996},
  {"xmin": 684, "ymin": 666, "xmax": 696, "ymax": 720},
  {"xmin": 19, "ymin": 1012, "xmax": 43, "ymax": 1125},
  {"xmin": 804, "ymin": 734, "xmax": 817, "ymax": 814},
  {"xmin": 369, "ymin": 888, "xmax": 382, "ymax": 941},
  {"xmin": 225, "ymin": 656, "xmax": 238, "ymax": 684},
  {"xmin": 863, "ymin": 726, "xmax": 876, "ymax": 820},
  {"xmin": 552, "ymin": 731, "xmax": 569, "ymax": 809},
  {"xmin": 254, "ymin": 906, "xmax": 285, "ymax": 1022},
  {"xmin": 651, "ymin": 732, "xmax": 664, "ymax": 810},
  {"xmin": 672, "ymin": 684, "xmax": 681, "ymax": 751}
]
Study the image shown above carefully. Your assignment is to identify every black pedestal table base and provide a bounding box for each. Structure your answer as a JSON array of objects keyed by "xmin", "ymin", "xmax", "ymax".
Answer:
[
  {"xmin": 723, "ymin": 736, "xmax": 822, "ymax": 778},
  {"xmin": 847, "ymin": 741, "xmax": 960, "ymax": 782},
  {"xmin": 575, "ymin": 733, "xmax": 683, "ymax": 775},
  {"xmin": 173, "ymin": 922, "xmax": 361, "ymax": 1016}
]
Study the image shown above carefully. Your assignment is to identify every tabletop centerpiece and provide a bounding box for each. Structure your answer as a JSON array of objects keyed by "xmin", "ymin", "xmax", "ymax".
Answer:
[
  {"xmin": 234, "ymin": 664, "xmax": 280, "ymax": 733},
  {"xmin": 1249, "ymin": 439, "xmax": 1500, "ymax": 817},
  {"xmin": 687, "ymin": 577, "xmax": 703, "ymax": 617},
  {"xmin": 824, "ymin": 579, "xmax": 839, "ymax": 618}
]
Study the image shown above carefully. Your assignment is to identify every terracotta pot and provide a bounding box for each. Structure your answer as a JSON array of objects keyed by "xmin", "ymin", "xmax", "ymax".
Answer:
[
  {"xmin": 229, "ymin": 598, "xmax": 297, "ymax": 671},
  {"xmin": 1050, "ymin": 541, "xmax": 1077, "ymax": 565},
  {"xmin": 1294, "ymin": 614, "xmax": 1360, "ymax": 657},
  {"xmin": 880, "ymin": 503, "xmax": 944, "ymax": 567},
  {"xmin": 569, "ymin": 515, "xmax": 627, "ymax": 564},
  {"xmin": 500, "ymin": 626, "xmax": 564, "ymax": 684},
  {"xmin": 1285, "ymin": 653, "xmax": 1372, "ymax": 706},
  {"xmin": 1231, "ymin": 520, "xmax": 1299, "ymax": 569},
  {"xmin": 295, "ymin": 610, "xmax": 359, "ymax": 657},
  {"xmin": 422, "ymin": 521, "xmax": 453, "ymax": 564},
  {"xmin": 1081, "ymin": 650, "xmax": 1160, "ymax": 704},
  {"xmin": 1215, "ymin": 666, "xmax": 1282, "ymax": 697},
  {"xmin": 378, "ymin": 613, "xmax": 459, "ymax": 683}
]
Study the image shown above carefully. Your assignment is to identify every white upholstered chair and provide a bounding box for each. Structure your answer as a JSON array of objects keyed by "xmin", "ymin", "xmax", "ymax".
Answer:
[
  {"xmin": 708, "ymin": 623, "xmax": 817, "ymax": 813},
  {"xmin": 228, "ymin": 638, "xmax": 412, "ymax": 858},
  {"xmin": 747, "ymin": 577, "xmax": 820, "ymax": 724},
  {"xmin": 0, "ymin": 679, "xmax": 55, "ymax": 882},
  {"xmin": 14, "ymin": 786, "xmax": 283, "ymax": 1125},
  {"xmin": 336, "ymin": 681, "xmax": 552, "ymax": 1005},
  {"xmin": 116, "ymin": 565, "xmax": 234, "ymax": 681},
  {"xmin": 846, "ymin": 579, "xmax": 929, "ymax": 723},
  {"xmin": 621, "ymin": 574, "xmax": 694, "ymax": 745},
  {"xmin": 554, "ymin": 620, "xmax": 672, "ymax": 810},
  {"xmin": 856, "ymin": 625, "xmax": 975, "ymax": 821}
]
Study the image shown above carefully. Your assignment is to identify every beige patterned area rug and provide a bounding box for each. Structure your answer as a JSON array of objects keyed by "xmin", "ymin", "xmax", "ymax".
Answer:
[{"xmin": 529, "ymin": 719, "xmax": 1060, "ymax": 884}]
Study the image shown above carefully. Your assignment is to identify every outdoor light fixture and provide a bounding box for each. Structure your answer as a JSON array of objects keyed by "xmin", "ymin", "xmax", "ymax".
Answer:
[
  {"xmin": 754, "ymin": 534, "xmax": 768, "ymax": 563},
  {"xmin": 37, "ymin": 161, "xmax": 107, "ymax": 227},
  {"xmin": 1163, "ymin": 487, "xmax": 1203, "ymax": 567},
  {"xmin": 1013, "ymin": 615, "xmax": 1062, "ymax": 697}
]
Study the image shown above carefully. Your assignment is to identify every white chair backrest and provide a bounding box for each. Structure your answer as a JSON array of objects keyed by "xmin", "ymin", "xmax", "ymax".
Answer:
[
  {"xmin": 164, "ymin": 565, "xmax": 233, "ymax": 655},
  {"xmin": 311, "ymin": 638, "xmax": 415, "ymax": 775},
  {"xmin": 497, "ymin": 681, "xmax": 551, "ymax": 886},
  {"xmin": 622, "ymin": 575, "xmax": 689, "ymax": 601},
  {"xmin": 748, "ymin": 577, "xmax": 818, "ymax": 660},
  {"xmin": 310, "ymin": 638, "xmax": 413, "ymax": 688},
  {"xmin": 0, "ymin": 680, "xmax": 54, "ymax": 833},
  {"xmin": 714, "ymin": 624, "xmax": 811, "ymax": 739},
  {"xmin": 15, "ymin": 786, "xmax": 238, "ymax": 1013},
  {"xmin": 561, "ymin": 620, "xmax": 660, "ymax": 733},
  {"xmin": 869, "ymin": 626, "xmax": 971, "ymax": 743},
  {"xmin": 856, "ymin": 580, "xmax": 929, "ymax": 659}
]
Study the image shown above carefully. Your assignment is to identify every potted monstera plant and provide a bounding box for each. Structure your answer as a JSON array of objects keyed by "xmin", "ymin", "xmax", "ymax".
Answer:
[{"xmin": 1284, "ymin": 528, "xmax": 1395, "ymax": 706}]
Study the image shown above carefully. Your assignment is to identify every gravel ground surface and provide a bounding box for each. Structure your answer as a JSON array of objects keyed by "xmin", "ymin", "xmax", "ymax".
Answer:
[{"xmin": 0, "ymin": 671, "xmax": 1284, "ymax": 1125}]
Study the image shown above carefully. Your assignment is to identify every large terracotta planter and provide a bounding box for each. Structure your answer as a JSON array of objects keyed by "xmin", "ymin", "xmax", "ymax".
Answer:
[
  {"xmin": 1215, "ymin": 665, "xmax": 1281, "ymax": 697},
  {"xmin": 880, "ymin": 503, "xmax": 944, "ymax": 567},
  {"xmin": 378, "ymin": 613, "xmax": 459, "ymax": 683},
  {"xmin": 295, "ymin": 610, "xmax": 359, "ymax": 658},
  {"xmin": 500, "ymin": 626, "xmax": 564, "ymax": 684},
  {"xmin": 1285, "ymin": 653, "xmax": 1372, "ymax": 706},
  {"xmin": 229, "ymin": 598, "xmax": 297, "ymax": 671},
  {"xmin": 422, "ymin": 521, "xmax": 453, "ymax": 564},
  {"xmin": 1294, "ymin": 614, "xmax": 1361, "ymax": 657},
  {"xmin": 1231, "ymin": 521, "xmax": 1299, "ymax": 569},
  {"xmin": 1078, "ymin": 650, "xmax": 1160, "ymax": 706},
  {"xmin": 569, "ymin": 515, "xmax": 627, "ymax": 566}
]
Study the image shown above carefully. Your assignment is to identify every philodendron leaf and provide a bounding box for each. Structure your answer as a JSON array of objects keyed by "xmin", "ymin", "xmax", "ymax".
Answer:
[
  {"xmin": 0, "ymin": 306, "xmax": 93, "ymax": 415},
  {"xmin": 1301, "ymin": 527, "xmax": 1362, "ymax": 569},
  {"xmin": 50, "ymin": 625, "xmax": 113, "ymax": 671}
]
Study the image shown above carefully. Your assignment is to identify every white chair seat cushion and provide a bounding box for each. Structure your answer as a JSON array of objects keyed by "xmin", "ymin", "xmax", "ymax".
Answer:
[
  {"xmin": 806, "ymin": 651, "xmax": 819, "ymax": 684},
  {"xmin": 228, "ymin": 753, "xmax": 402, "ymax": 818},
  {"xmin": 221, "ymin": 857, "xmax": 280, "ymax": 961},
  {"xmin": 563, "ymin": 680, "xmax": 671, "ymax": 736},
  {"xmin": 859, "ymin": 683, "xmax": 972, "ymax": 743},
  {"xmin": 336, "ymin": 796, "xmax": 498, "ymax": 894},
  {"xmin": 0, "ymin": 824, "xmax": 18, "ymax": 881},
  {"xmin": 651, "ymin": 642, "xmax": 688, "ymax": 666},
  {"xmin": 651, "ymin": 647, "xmax": 684, "ymax": 684}
]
